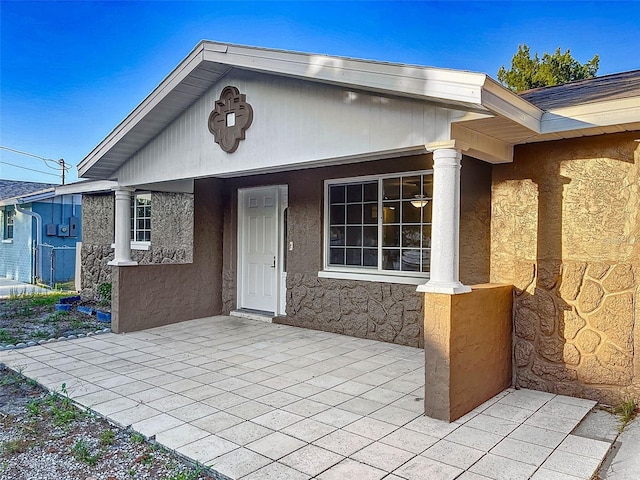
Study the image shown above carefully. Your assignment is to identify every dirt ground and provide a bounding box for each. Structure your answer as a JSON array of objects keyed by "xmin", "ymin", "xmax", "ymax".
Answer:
[{"xmin": 0, "ymin": 366, "xmax": 216, "ymax": 480}]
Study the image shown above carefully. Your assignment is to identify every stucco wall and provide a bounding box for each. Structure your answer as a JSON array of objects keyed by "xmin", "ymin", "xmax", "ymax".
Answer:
[
  {"xmin": 113, "ymin": 178, "xmax": 223, "ymax": 332},
  {"xmin": 424, "ymin": 284, "xmax": 513, "ymax": 421},
  {"xmin": 80, "ymin": 191, "xmax": 194, "ymax": 299},
  {"xmin": 491, "ymin": 131, "xmax": 640, "ymax": 404},
  {"xmin": 221, "ymin": 154, "xmax": 491, "ymax": 347}
]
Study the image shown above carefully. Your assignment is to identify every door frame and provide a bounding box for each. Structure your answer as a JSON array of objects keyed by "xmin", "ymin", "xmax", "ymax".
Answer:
[{"xmin": 237, "ymin": 185, "xmax": 288, "ymax": 316}]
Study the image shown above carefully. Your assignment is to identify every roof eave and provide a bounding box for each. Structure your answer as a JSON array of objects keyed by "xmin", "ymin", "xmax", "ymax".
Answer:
[
  {"xmin": 55, "ymin": 180, "xmax": 119, "ymax": 195},
  {"xmin": 480, "ymin": 77, "xmax": 543, "ymax": 133},
  {"xmin": 77, "ymin": 41, "xmax": 209, "ymax": 178},
  {"xmin": 0, "ymin": 188, "xmax": 57, "ymax": 207}
]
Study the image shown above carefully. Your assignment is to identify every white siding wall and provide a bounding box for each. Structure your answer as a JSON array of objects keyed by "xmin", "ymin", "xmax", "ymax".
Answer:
[{"xmin": 116, "ymin": 69, "xmax": 456, "ymax": 185}]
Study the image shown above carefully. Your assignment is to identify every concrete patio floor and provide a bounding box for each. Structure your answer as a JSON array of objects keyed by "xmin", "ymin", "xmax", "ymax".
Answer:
[
  {"xmin": 0, "ymin": 278, "xmax": 53, "ymax": 298},
  {"xmin": 0, "ymin": 316, "xmax": 612, "ymax": 479}
]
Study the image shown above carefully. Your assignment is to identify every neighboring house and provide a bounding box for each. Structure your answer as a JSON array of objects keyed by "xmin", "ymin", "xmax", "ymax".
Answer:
[
  {"xmin": 76, "ymin": 42, "xmax": 640, "ymax": 420},
  {"xmin": 0, "ymin": 180, "xmax": 82, "ymax": 286}
]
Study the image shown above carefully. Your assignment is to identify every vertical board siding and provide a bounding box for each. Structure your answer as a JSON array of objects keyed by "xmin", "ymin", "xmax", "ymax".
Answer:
[{"xmin": 117, "ymin": 69, "xmax": 456, "ymax": 185}]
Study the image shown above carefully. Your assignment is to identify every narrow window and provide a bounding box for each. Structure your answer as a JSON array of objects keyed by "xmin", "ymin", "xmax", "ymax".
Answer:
[
  {"xmin": 3, "ymin": 209, "xmax": 14, "ymax": 240},
  {"xmin": 130, "ymin": 193, "xmax": 151, "ymax": 242}
]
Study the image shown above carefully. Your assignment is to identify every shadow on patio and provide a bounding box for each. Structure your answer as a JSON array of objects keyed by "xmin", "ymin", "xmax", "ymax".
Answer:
[{"xmin": 0, "ymin": 316, "xmax": 608, "ymax": 479}]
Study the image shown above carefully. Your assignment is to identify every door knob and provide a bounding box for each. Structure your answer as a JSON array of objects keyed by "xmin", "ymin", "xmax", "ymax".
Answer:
[{"xmin": 271, "ymin": 256, "xmax": 276, "ymax": 268}]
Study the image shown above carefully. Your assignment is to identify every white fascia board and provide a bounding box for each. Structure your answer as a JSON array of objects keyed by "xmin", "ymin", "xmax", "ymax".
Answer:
[
  {"xmin": 1, "ymin": 189, "xmax": 56, "ymax": 207},
  {"xmin": 55, "ymin": 180, "xmax": 119, "ymax": 195},
  {"xmin": 541, "ymin": 96, "xmax": 640, "ymax": 134},
  {"xmin": 77, "ymin": 44, "xmax": 209, "ymax": 177},
  {"xmin": 18, "ymin": 189, "xmax": 57, "ymax": 204},
  {"xmin": 202, "ymin": 42, "xmax": 489, "ymax": 106},
  {"xmin": 480, "ymin": 78, "xmax": 543, "ymax": 133}
]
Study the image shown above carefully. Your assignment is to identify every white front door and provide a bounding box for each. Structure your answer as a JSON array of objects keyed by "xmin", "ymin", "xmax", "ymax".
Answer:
[{"xmin": 239, "ymin": 186, "xmax": 280, "ymax": 313}]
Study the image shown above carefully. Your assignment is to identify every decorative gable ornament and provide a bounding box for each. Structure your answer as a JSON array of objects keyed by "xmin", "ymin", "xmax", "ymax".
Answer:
[{"xmin": 208, "ymin": 86, "xmax": 253, "ymax": 153}]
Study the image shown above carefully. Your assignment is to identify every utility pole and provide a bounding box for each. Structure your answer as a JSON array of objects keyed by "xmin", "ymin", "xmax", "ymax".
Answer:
[{"xmin": 59, "ymin": 158, "xmax": 66, "ymax": 185}]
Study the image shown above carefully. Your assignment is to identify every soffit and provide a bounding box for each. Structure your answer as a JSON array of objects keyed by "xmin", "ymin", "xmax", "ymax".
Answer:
[{"xmin": 81, "ymin": 60, "xmax": 232, "ymax": 179}]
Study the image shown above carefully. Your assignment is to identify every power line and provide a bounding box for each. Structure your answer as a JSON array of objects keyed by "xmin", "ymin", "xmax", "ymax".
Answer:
[
  {"xmin": 0, "ymin": 160, "xmax": 60, "ymax": 178},
  {"xmin": 0, "ymin": 144, "xmax": 73, "ymax": 184},
  {"xmin": 0, "ymin": 145, "xmax": 72, "ymax": 170}
]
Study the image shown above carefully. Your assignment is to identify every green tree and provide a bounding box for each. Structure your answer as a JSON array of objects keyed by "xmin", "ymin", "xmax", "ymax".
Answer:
[{"xmin": 497, "ymin": 44, "xmax": 599, "ymax": 92}]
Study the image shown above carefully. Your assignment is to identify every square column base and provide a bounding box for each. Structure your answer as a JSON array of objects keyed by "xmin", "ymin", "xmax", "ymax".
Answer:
[
  {"xmin": 107, "ymin": 260, "xmax": 138, "ymax": 266},
  {"xmin": 417, "ymin": 281, "xmax": 471, "ymax": 294},
  {"xmin": 423, "ymin": 284, "xmax": 513, "ymax": 422}
]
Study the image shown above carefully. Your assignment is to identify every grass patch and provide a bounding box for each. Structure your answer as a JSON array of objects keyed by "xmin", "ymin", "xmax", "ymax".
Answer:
[
  {"xmin": 615, "ymin": 398, "xmax": 638, "ymax": 432},
  {"xmin": 8, "ymin": 291, "xmax": 67, "ymax": 307},
  {"xmin": 162, "ymin": 465, "xmax": 206, "ymax": 480},
  {"xmin": 99, "ymin": 429, "xmax": 115, "ymax": 446},
  {"xmin": 0, "ymin": 328, "xmax": 18, "ymax": 345},
  {"xmin": 71, "ymin": 439, "xmax": 101, "ymax": 466},
  {"xmin": 54, "ymin": 281, "xmax": 76, "ymax": 291},
  {"xmin": 47, "ymin": 384, "xmax": 80, "ymax": 426},
  {"xmin": 0, "ymin": 370, "xmax": 23, "ymax": 387},
  {"xmin": 2, "ymin": 439, "xmax": 32, "ymax": 455}
]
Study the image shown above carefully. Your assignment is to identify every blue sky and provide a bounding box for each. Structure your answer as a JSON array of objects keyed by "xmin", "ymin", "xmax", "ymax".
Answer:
[{"xmin": 2, "ymin": 0, "xmax": 639, "ymax": 184}]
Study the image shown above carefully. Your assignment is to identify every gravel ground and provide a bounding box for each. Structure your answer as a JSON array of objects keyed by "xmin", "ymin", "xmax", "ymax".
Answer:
[
  {"xmin": 0, "ymin": 293, "xmax": 109, "ymax": 348},
  {"xmin": 0, "ymin": 367, "xmax": 217, "ymax": 480}
]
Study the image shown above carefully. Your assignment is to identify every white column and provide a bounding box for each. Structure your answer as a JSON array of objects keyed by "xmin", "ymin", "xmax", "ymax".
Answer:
[
  {"xmin": 417, "ymin": 145, "xmax": 470, "ymax": 294},
  {"xmin": 108, "ymin": 187, "xmax": 137, "ymax": 266}
]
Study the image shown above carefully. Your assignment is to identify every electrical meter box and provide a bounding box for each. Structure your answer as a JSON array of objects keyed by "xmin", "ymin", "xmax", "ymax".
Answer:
[
  {"xmin": 57, "ymin": 224, "xmax": 70, "ymax": 237},
  {"xmin": 69, "ymin": 217, "xmax": 79, "ymax": 237}
]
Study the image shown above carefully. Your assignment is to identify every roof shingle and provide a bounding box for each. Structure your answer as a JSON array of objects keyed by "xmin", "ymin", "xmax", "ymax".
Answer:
[
  {"xmin": 519, "ymin": 70, "xmax": 640, "ymax": 110},
  {"xmin": 0, "ymin": 180, "xmax": 56, "ymax": 202}
]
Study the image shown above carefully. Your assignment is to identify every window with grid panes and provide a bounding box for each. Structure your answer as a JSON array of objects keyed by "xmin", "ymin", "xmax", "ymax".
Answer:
[
  {"xmin": 326, "ymin": 172, "xmax": 432, "ymax": 274},
  {"xmin": 3, "ymin": 209, "xmax": 14, "ymax": 240},
  {"xmin": 2, "ymin": 208, "xmax": 16, "ymax": 240},
  {"xmin": 131, "ymin": 193, "xmax": 151, "ymax": 242}
]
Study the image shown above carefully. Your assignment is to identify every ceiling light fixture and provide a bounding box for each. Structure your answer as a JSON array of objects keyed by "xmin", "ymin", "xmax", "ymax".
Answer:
[{"xmin": 411, "ymin": 195, "xmax": 429, "ymax": 208}]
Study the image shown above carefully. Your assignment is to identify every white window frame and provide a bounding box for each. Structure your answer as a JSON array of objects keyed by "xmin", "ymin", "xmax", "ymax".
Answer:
[
  {"xmin": 3, "ymin": 208, "xmax": 14, "ymax": 241},
  {"xmin": 321, "ymin": 169, "xmax": 433, "ymax": 285},
  {"xmin": 131, "ymin": 192, "xmax": 151, "ymax": 247}
]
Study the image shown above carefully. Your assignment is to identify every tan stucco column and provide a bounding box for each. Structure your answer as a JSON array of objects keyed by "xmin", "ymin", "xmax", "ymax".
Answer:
[
  {"xmin": 423, "ymin": 284, "xmax": 513, "ymax": 422},
  {"xmin": 108, "ymin": 186, "xmax": 137, "ymax": 266}
]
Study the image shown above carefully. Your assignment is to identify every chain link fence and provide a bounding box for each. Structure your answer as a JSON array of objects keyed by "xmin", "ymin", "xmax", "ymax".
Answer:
[{"xmin": 39, "ymin": 244, "xmax": 77, "ymax": 288}]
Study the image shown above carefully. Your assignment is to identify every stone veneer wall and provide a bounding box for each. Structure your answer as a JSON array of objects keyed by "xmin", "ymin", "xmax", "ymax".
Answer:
[
  {"xmin": 287, "ymin": 273, "xmax": 424, "ymax": 347},
  {"xmin": 80, "ymin": 191, "xmax": 194, "ymax": 300},
  {"xmin": 491, "ymin": 132, "xmax": 640, "ymax": 404},
  {"xmin": 220, "ymin": 154, "xmax": 491, "ymax": 348},
  {"xmin": 81, "ymin": 194, "xmax": 114, "ymax": 299},
  {"xmin": 113, "ymin": 178, "xmax": 222, "ymax": 333}
]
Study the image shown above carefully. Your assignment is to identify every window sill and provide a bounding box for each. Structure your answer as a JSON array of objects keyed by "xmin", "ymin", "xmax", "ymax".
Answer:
[
  {"xmin": 110, "ymin": 242, "xmax": 151, "ymax": 251},
  {"xmin": 1, "ymin": 239, "xmax": 13, "ymax": 244},
  {"xmin": 318, "ymin": 269, "xmax": 428, "ymax": 285}
]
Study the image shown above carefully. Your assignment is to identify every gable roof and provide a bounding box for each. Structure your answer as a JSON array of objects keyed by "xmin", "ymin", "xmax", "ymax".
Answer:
[
  {"xmin": 78, "ymin": 42, "xmax": 640, "ymax": 180},
  {"xmin": 77, "ymin": 41, "xmax": 540, "ymax": 179},
  {"xmin": 0, "ymin": 180, "xmax": 56, "ymax": 204}
]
